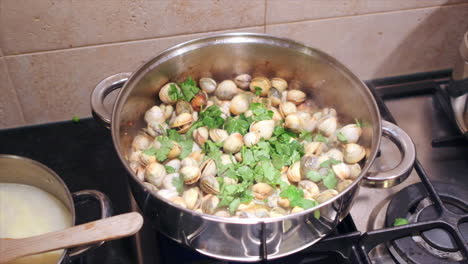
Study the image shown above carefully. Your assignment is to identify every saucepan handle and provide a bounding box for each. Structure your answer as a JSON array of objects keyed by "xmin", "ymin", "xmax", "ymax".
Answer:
[
  {"xmin": 90, "ymin": 72, "xmax": 132, "ymax": 129},
  {"xmin": 68, "ymin": 190, "xmax": 113, "ymax": 258},
  {"xmin": 362, "ymin": 120, "xmax": 416, "ymax": 188}
]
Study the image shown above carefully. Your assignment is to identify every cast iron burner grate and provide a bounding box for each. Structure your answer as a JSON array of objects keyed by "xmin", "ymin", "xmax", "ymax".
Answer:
[{"xmin": 386, "ymin": 182, "xmax": 468, "ymax": 263}]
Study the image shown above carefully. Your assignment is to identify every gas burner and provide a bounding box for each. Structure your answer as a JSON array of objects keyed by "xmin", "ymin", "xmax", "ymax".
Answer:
[{"xmin": 386, "ymin": 182, "xmax": 468, "ymax": 263}]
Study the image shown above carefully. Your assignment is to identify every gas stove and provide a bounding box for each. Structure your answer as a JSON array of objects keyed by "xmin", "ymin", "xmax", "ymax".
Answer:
[{"xmin": 0, "ymin": 70, "xmax": 467, "ymax": 264}]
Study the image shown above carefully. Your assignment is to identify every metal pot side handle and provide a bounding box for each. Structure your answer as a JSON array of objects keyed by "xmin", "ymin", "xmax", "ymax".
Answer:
[
  {"xmin": 362, "ymin": 120, "xmax": 416, "ymax": 188},
  {"xmin": 68, "ymin": 190, "xmax": 113, "ymax": 258},
  {"xmin": 91, "ymin": 73, "xmax": 132, "ymax": 129}
]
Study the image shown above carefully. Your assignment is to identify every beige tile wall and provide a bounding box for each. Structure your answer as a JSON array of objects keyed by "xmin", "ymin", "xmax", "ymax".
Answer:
[{"xmin": 1, "ymin": 0, "xmax": 467, "ymax": 128}]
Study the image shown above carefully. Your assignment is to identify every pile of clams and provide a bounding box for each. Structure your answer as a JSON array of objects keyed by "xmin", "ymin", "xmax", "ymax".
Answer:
[{"xmin": 128, "ymin": 74, "xmax": 366, "ymax": 218}]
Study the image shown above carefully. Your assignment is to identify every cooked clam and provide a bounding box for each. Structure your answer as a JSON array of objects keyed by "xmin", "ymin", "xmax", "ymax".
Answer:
[
  {"xmin": 192, "ymin": 126, "xmax": 209, "ymax": 146},
  {"xmin": 181, "ymin": 157, "xmax": 198, "ymax": 168},
  {"xmin": 209, "ymin": 128, "xmax": 228, "ymax": 143},
  {"xmin": 284, "ymin": 113, "xmax": 302, "ymax": 132},
  {"xmin": 287, "ymin": 90, "xmax": 306, "ymax": 105},
  {"xmin": 318, "ymin": 116, "xmax": 337, "ymax": 137},
  {"xmin": 159, "ymin": 83, "xmax": 179, "ymax": 105},
  {"xmin": 200, "ymin": 175, "xmax": 220, "ymax": 195},
  {"xmin": 348, "ymin": 163, "xmax": 362, "ymax": 179},
  {"xmin": 243, "ymin": 131, "xmax": 260, "ymax": 147},
  {"xmin": 191, "ymin": 92, "xmax": 207, "ymax": 112},
  {"xmin": 216, "ymin": 80, "xmax": 238, "ymax": 100},
  {"xmin": 252, "ymin": 183, "xmax": 274, "ymax": 200},
  {"xmin": 343, "ymin": 143, "xmax": 366, "ymax": 163},
  {"xmin": 175, "ymin": 101, "xmax": 193, "ymax": 115},
  {"xmin": 169, "ymin": 196, "xmax": 187, "ymax": 208},
  {"xmin": 223, "ymin": 133, "xmax": 244, "ymax": 153},
  {"xmin": 234, "ymin": 74, "xmax": 252, "ymax": 89},
  {"xmin": 287, "ymin": 161, "xmax": 302, "ymax": 183},
  {"xmin": 269, "ymin": 88, "xmax": 282, "ymax": 107},
  {"xmin": 201, "ymin": 194, "xmax": 220, "ymax": 214},
  {"xmin": 199, "ymin": 77, "xmax": 217, "ymax": 94},
  {"xmin": 332, "ymin": 163, "xmax": 350, "ymax": 180},
  {"xmin": 279, "ymin": 102, "xmax": 297, "ymax": 118},
  {"xmin": 271, "ymin": 77, "xmax": 288, "ymax": 92},
  {"xmin": 250, "ymin": 120, "xmax": 274, "ymax": 140},
  {"xmin": 249, "ymin": 77, "xmax": 271, "ymax": 96},
  {"xmin": 132, "ymin": 134, "xmax": 152, "ymax": 151},
  {"xmin": 230, "ymin": 93, "xmax": 251, "ymax": 115},
  {"xmin": 180, "ymin": 166, "xmax": 201, "ymax": 184},
  {"xmin": 339, "ymin": 124, "xmax": 362, "ymax": 144},
  {"xmin": 145, "ymin": 162, "xmax": 167, "ymax": 187},
  {"xmin": 183, "ymin": 186, "xmax": 202, "ymax": 210},
  {"xmin": 144, "ymin": 106, "xmax": 166, "ymax": 125},
  {"xmin": 298, "ymin": 180, "xmax": 319, "ymax": 199},
  {"xmin": 164, "ymin": 159, "xmax": 181, "ymax": 172},
  {"xmin": 200, "ymin": 159, "xmax": 217, "ymax": 178}
]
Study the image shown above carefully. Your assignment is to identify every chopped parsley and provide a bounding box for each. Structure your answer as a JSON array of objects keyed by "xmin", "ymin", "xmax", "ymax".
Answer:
[
  {"xmin": 179, "ymin": 139, "xmax": 193, "ymax": 159},
  {"xmin": 71, "ymin": 116, "xmax": 80, "ymax": 123},
  {"xmin": 168, "ymin": 84, "xmax": 182, "ymax": 101},
  {"xmin": 319, "ymin": 158, "xmax": 341, "ymax": 168},
  {"xmin": 179, "ymin": 77, "xmax": 200, "ymax": 101},
  {"xmin": 165, "ymin": 166, "xmax": 176, "ymax": 173},
  {"xmin": 172, "ymin": 174, "xmax": 184, "ymax": 194},
  {"xmin": 249, "ymin": 103, "xmax": 273, "ymax": 121},
  {"xmin": 393, "ymin": 218, "xmax": 409, "ymax": 226},
  {"xmin": 280, "ymin": 185, "xmax": 317, "ymax": 209},
  {"xmin": 254, "ymin": 86, "xmax": 262, "ymax": 96},
  {"xmin": 306, "ymin": 170, "xmax": 322, "ymax": 182},
  {"xmin": 224, "ymin": 115, "xmax": 250, "ymax": 135},
  {"xmin": 144, "ymin": 136, "xmax": 173, "ymax": 162},
  {"xmin": 168, "ymin": 77, "xmax": 200, "ymax": 102},
  {"xmin": 355, "ymin": 118, "xmax": 362, "ymax": 128},
  {"xmin": 323, "ymin": 170, "xmax": 338, "ymax": 189},
  {"xmin": 314, "ymin": 133, "xmax": 328, "ymax": 143},
  {"xmin": 337, "ymin": 131, "xmax": 347, "ymax": 143}
]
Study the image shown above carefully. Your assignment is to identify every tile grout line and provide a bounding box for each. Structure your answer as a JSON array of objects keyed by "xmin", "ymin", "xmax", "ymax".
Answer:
[
  {"xmin": 265, "ymin": 2, "xmax": 468, "ymax": 28},
  {"xmin": 0, "ymin": 59, "xmax": 27, "ymax": 125},
  {"xmin": 1, "ymin": 24, "xmax": 266, "ymax": 58}
]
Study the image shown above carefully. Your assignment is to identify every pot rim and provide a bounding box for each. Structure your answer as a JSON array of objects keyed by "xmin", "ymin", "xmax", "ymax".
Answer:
[
  {"xmin": 111, "ymin": 32, "xmax": 382, "ymax": 224},
  {"xmin": 0, "ymin": 154, "xmax": 75, "ymax": 262}
]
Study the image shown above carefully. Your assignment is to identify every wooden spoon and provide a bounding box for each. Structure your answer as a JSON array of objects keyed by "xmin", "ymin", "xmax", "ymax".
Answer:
[{"xmin": 0, "ymin": 212, "xmax": 143, "ymax": 263}]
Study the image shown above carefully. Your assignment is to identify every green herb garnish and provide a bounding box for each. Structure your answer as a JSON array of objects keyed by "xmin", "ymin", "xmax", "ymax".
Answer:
[
  {"xmin": 337, "ymin": 131, "xmax": 347, "ymax": 143},
  {"xmin": 393, "ymin": 218, "xmax": 409, "ymax": 226},
  {"xmin": 71, "ymin": 116, "xmax": 80, "ymax": 123},
  {"xmin": 306, "ymin": 170, "xmax": 322, "ymax": 182},
  {"xmin": 249, "ymin": 103, "xmax": 273, "ymax": 121},
  {"xmin": 254, "ymin": 86, "xmax": 262, "ymax": 96},
  {"xmin": 179, "ymin": 77, "xmax": 200, "ymax": 101},
  {"xmin": 280, "ymin": 185, "xmax": 317, "ymax": 209},
  {"xmin": 355, "ymin": 118, "xmax": 362, "ymax": 128},
  {"xmin": 224, "ymin": 116, "xmax": 250, "ymax": 135},
  {"xmin": 165, "ymin": 166, "xmax": 176, "ymax": 173},
  {"xmin": 179, "ymin": 139, "xmax": 193, "ymax": 159},
  {"xmin": 320, "ymin": 158, "xmax": 341, "ymax": 168},
  {"xmin": 151, "ymin": 136, "xmax": 173, "ymax": 162},
  {"xmin": 314, "ymin": 133, "xmax": 327, "ymax": 143},
  {"xmin": 168, "ymin": 84, "xmax": 182, "ymax": 101},
  {"xmin": 172, "ymin": 174, "xmax": 184, "ymax": 194},
  {"xmin": 323, "ymin": 170, "xmax": 338, "ymax": 189}
]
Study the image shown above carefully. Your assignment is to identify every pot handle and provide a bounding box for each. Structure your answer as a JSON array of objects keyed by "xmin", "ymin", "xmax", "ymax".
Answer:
[
  {"xmin": 91, "ymin": 73, "xmax": 132, "ymax": 129},
  {"xmin": 68, "ymin": 190, "xmax": 113, "ymax": 258},
  {"xmin": 362, "ymin": 120, "xmax": 416, "ymax": 188}
]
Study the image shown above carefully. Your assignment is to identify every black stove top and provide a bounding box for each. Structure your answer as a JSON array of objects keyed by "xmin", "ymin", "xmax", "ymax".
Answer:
[{"xmin": 1, "ymin": 70, "xmax": 467, "ymax": 264}]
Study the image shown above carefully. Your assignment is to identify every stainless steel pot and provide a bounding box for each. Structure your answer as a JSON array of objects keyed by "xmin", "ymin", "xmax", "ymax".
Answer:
[
  {"xmin": 90, "ymin": 33, "xmax": 415, "ymax": 261},
  {"xmin": 0, "ymin": 155, "xmax": 112, "ymax": 263}
]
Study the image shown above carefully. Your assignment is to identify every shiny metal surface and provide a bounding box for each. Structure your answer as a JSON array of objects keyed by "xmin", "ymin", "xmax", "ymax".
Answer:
[
  {"xmin": 352, "ymin": 91, "xmax": 468, "ymax": 262},
  {"xmin": 91, "ymin": 73, "xmax": 131, "ymax": 129},
  {"xmin": 0, "ymin": 155, "xmax": 112, "ymax": 263},
  {"xmin": 451, "ymin": 31, "xmax": 468, "ymax": 135},
  {"xmin": 362, "ymin": 121, "xmax": 415, "ymax": 188},
  {"xmin": 91, "ymin": 33, "xmax": 415, "ymax": 261}
]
